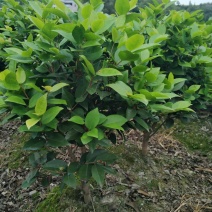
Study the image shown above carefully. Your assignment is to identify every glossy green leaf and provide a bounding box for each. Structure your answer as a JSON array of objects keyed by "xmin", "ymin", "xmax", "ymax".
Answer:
[
  {"xmin": 23, "ymin": 138, "xmax": 46, "ymax": 150},
  {"xmin": 35, "ymin": 94, "xmax": 47, "ymax": 116},
  {"xmin": 129, "ymin": 94, "xmax": 148, "ymax": 105},
  {"xmin": 145, "ymin": 72, "xmax": 157, "ymax": 83},
  {"xmin": 16, "ymin": 67, "xmax": 26, "ymax": 84},
  {"xmin": 91, "ymin": 19, "xmax": 104, "ymax": 32},
  {"xmin": 80, "ymin": 55, "xmax": 95, "ymax": 76},
  {"xmin": 87, "ymin": 128, "xmax": 99, "ymax": 138},
  {"xmin": 149, "ymin": 34, "xmax": 169, "ymax": 43},
  {"xmin": 79, "ymin": 164, "xmax": 92, "ymax": 180},
  {"xmin": 92, "ymin": 164, "xmax": 105, "ymax": 187},
  {"xmin": 50, "ymin": 83, "xmax": 69, "ymax": 92},
  {"xmin": 172, "ymin": 101, "xmax": 192, "ymax": 111},
  {"xmin": 28, "ymin": 16, "xmax": 44, "ymax": 29},
  {"xmin": 97, "ymin": 68, "xmax": 122, "ymax": 77},
  {"xmin": 126, "ymin": 108, "xmax": 137, "ymax": 120},
  {"xmin": 26, "ymin": 118, "xmax": 41, "ymax": 129},
  {"xmin": 119, "ymin": 51, "xmax": 139, "ymax": 61},
  {"xmin": 4, "ymin": 72, "xmax": 20, "ymax": 90},
  {"xmin": 22, "ymin": 169, "xmax": 38, "ymax": 188},
  {"xmin": 48, "ymin": 99, "xmax": 67, "ymax": 105},
  {"xmin": 29, "ymin": 1, "xmax": 43, "ymax": 17},
  {"xmin": 43, "ymin": 159, "xmax": 67, "ymax": 170},
  {"xmin": 107, "ymin": 81, "xmax": 132, "ymax": 97},
  {"xmin": 129, "ymin": 0, "xmax": 138, "ymax": 9},
  {"xmin": 150, "ymin": 104, "xmax": 174, "ymax": 112},
  {"xmin": 63, "ymin": 174, "xmax": 76, "ymax": 188},
  {"xmin": 186, "ymin": 85, "xmax": 201, "ymax": 93},
  {"xmin": 5, "ymin": 96, "xmax": 26, "ymax": 105},
  {"xmin": 85, "ymin": 108, "xmax": 100, "ymax": 130},
  {"xmin": 72, "ymin": 25, "xmax": 85, "ymax": 43},
  {"xmin": 102, "ymin": 115, "xmax": 127, "ymax": 130},
  {"xmin": 69, "ymin": 116, "xmax": 85, "ymax": 125},
  {"xmin": 81, "ymin": 4, "xmax": 93, "ymax": 19},
  {"xmin": 41, "ymin": 106, "xmax": 63, "ymax": 124},
  {"xmin": 126, "ymin": 34, "xmax": 144, "ymax": 51},
  {"xmin": 46, "ymin": 132, "xmax": 69, "ymax": 147},
  {"xmin": 43, "ymin": 8, "xmax": 68, "ymax": 20},
  {"xmin": 134, "ymin": 117, "xmax": 149, "ymax": 131},
  {"xmin": 115, "ymin": 0, "xmax": 130, "ymax": 15},
  {"xmin": 29, "ymin": 93, "xmax": 43, "ymax": 108},
  {"xmin": 95, "ymin": 152, "xmax": 117, "ymax": 163},
  {"xmin": 81, "ymin": 133, "xmax": 93, "ymax": 144}
]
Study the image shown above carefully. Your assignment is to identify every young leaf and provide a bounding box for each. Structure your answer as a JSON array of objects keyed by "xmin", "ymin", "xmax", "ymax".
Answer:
[
  {"xmin": 129, "ymin": 94, "xmax": 149, "ymax": 105},
  {"xmin": 41, "ymin": 106, "xmax": 63, "ymax": 124},
  {"xmin": 102, "ymin": 115, "xmax": 127, "ymax": 130},
  {"xmin": 129, "ymin": 0, "xmax": 138, "ymax": 10},
  {"xmin": 28, "ymin": 16, "xmax": 44, "ymax": 29},
  {"xmin": 81, "ymin": 132, "xmax": 93, "ymax": 144},
  {"xmin": 3, "ymin": 72, "xmax": 20, "ymax": 90},
  {"xmin": 69, "ymin": 116, "xmax": 85, "ymax": 125},
  {"xmin": 35, "ymin": 93, "xmax": 47, "ymax": 116},
  {"xmin": 92, "ymin": 164, "xmax": 105, "ymax": 187},
  {"xmin": 115, "ymin": 0, "xmax": 130, "ymax": 15},
  {"xmin": 172, "ymin": 101, "xmax": 192, "ymax": 111},
  {"xmin": 80, "ymin": 55, "xmax": 95, "ymax": 76},
  {"xmin": 26, "ymin": 118, "xmax": 41, "ymax": 130},
  {"xmin": 87, "ymin": 128, "xmax": 99, "ymax": 138},
  {"xmin": 126, "ymin": 34, "xmax": 144, "ymax": 52},
  {"xmin": 96, "ymin": 68, "xmax": 122, "ymax": 77},
  {"xmin": 50, "ymin": 83, "xmax": 69, "ymax": 92},
  {"xmin": 150, "ymin": 104, "xmax": 174, "ymax": 112},
  {"xmin": 85, "ymin": 108, "xmax": 100, "ymax": 130},
  {"xmin": 5, "ymin": 96, "xmax": 26, "ymax": 105},
  {"xmin": 107, "ymin": 81, "xmax": 132, "ymax": 97},
  {"xmin": 16, "ymin": 67, "xmax": 26, "ymax": 84}
]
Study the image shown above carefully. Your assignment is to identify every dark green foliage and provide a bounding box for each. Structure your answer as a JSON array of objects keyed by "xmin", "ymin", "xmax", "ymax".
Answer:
[{"xmin": 0, "ymin": 0, "xmax": 211, "ymax": 191}]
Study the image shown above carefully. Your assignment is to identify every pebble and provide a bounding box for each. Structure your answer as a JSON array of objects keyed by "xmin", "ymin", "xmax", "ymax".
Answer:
[{"xmin": 29, "ymin": 190, "xmax": 37, "ymax": 196}]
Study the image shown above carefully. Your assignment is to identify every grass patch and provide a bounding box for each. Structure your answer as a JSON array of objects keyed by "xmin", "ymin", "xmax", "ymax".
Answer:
[
  {"xmin": 172, "ymin": 117, "xmax": 212, "ymax": 158},
  {"xmin": 0, "ymin": 133, "xmax": 29, "ymax": 169}
]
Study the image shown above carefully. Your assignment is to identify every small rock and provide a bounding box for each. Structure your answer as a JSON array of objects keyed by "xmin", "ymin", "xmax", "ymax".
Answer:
[
  {"xmin": 29, "ymin": 190, "xmax": 37, "ymax": 196},
  {"xmin": 1, "ymin": 191, "xmax": 8, "ymax": 196},
  {"xmin": 7, "ymin": 201, "xmax": 14, "ymax": 206},
  {"xmin": 184, "ymin": 169, "xmax": 193, "ymax": 175},
  {"xmin": 164, "ymin": 170, "xmax": 170, "ymax": 175}
]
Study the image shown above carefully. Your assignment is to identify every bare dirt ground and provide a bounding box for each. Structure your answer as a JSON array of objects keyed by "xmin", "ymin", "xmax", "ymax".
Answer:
[{"xmin": 0, "ymin": 116, "xmax": 212, "ymax": 212}]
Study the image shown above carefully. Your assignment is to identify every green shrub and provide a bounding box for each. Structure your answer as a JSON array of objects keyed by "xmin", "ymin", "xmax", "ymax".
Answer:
[{"xmin": 0, "ymin": 0, "xmax": 211, "ymax": 201}]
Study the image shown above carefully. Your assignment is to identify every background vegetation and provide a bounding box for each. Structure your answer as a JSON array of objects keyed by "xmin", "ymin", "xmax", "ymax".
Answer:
[{"xmin": 81, "ymin": 0, "xmax": 212, "ymax": 21}]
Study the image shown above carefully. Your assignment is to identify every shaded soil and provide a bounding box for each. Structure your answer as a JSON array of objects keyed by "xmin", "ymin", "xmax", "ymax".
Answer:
[{"xmin": 0, "ymin": 117, "xmax": 212, "ymax": 212}]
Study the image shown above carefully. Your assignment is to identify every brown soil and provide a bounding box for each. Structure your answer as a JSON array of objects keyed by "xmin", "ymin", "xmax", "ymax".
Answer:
[{"xmin": 0, "ymin": 117, "xmax": 212, "ymax": 212}]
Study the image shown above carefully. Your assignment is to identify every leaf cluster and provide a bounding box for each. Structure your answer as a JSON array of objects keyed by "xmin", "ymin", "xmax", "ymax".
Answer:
[{"xmin": 0, "ymin": 0, "xmax": 211, "ymax": 189}]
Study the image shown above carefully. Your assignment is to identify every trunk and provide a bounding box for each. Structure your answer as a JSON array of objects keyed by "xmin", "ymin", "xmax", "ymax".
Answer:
[
  {"xmin": 81, "ymin": 181, "xmax": 92, "ymax": 204},
  {"xmin": 141, "ymin": 132, "xmax": 150, "ymax": 156}
]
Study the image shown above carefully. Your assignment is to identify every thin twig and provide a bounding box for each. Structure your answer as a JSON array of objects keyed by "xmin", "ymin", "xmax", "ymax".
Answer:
[{"xmin": 173, "ymin": 202, "xmax": 186, "ymax": 212}]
